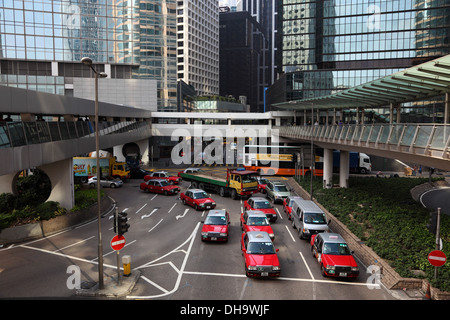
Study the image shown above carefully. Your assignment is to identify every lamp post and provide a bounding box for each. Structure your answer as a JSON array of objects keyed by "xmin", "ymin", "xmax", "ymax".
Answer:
[{"xmin": 81, "ymin": 57, "xmax": 107, "ymax": 289}]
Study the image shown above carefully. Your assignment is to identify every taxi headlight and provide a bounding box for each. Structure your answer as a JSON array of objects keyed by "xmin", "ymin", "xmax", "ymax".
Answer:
[
  {"xmin": 272, "ymin": 266, "xmax": 280, "ymax": 271},
  {"xmin": 269, "ymin": 233, "xmax": 275, "ymax": 239},
  {"xmin": 351, "ymin": 267, "xmax": 359, "ymax": 272},
  {"xmin": 201, "ymin": 232, "xmax": 208, "ymax": 236},
  {"xmin": 248, "ymin": 266, "xmax": 257, "ymax": 271},
  {"xmin": 220, "ymin": 232, "xmax": 227, "ymax": 236}
]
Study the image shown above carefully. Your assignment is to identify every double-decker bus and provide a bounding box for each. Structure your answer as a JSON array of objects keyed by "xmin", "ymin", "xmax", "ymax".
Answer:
[
  {"xmin": 243, "ymin": 145, "xmax": 299, "ymax": 176},
  {"xmin": 243, "ymin": 145, "xmax": 324, "ymax": 176}
]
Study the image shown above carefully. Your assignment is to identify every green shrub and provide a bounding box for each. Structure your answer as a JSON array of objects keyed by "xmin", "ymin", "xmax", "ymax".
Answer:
[{"xmin": 296, "ymin": 176, "xmax": 450, "ymax": 292}]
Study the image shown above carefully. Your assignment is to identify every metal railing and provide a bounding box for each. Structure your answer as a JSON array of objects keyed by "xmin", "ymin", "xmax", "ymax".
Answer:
[
  {"xmin": 0, "ymin": 120, "xmax": 150, "ymax": 149},
  {"xmin": 277, "ymin": 123, "xmax": 450, "ymax": 158}
]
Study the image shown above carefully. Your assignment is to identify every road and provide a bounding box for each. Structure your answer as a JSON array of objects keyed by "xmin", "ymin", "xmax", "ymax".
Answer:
[
  {"xmin": 420, "ymin": 187, "xmax": 450, "ymax": 215},
  {"xmin": 0, "ymin": 167, "xmax": 396, "ymax": 300}
]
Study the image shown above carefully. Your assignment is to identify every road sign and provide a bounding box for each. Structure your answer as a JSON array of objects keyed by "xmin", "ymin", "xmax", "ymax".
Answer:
[
  {"xmin": 111, "ymin": 235, "xmax": 126, "ymax": 251},
  {"xmin": 428, "ymin": 250, "xmax": 447, "ymax": 267}
]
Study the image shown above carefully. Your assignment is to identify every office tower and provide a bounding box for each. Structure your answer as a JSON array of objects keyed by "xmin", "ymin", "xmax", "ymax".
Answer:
[
  {"xmin": 176, "ymin": 0, "xmax": 220, "ymax": 96},
  {"xmin": 219, "ymin": 10, "xmax": 267, "ymax": 112},
  {"xmin": 271, "ymin": 0, "xmax": 450, "ymax": 121},
  {"xmin": 0, "ymin": 0, "xmax": 181, "ymax": 112}
]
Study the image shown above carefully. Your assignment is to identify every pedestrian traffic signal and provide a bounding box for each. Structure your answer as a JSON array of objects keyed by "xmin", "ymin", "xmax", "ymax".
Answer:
[
  {"xmin": 426, "ymin": 211, "xmax": 437, "ymax": 235},
  {"xmin": 117, "ymin": 212, "xmax": 130, "ymax": 236}
]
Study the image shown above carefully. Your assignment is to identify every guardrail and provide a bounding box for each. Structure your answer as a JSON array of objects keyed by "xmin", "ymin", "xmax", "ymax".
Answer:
[
  {"xmin": 0, "ymin": 120, "xmax": 150, "ymax": 149},
  {"xmin": 277, "ymin": 124, "xmax": 450, "ymax": 159}
]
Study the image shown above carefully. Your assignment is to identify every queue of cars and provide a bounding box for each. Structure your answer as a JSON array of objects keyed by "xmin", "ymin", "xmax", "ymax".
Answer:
[{"xmin": 133, "ymin": 168, "xmax": 359, "ymax": 280}]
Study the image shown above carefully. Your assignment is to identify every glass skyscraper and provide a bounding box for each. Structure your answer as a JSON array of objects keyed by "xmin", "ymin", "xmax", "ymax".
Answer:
[
  {"xmin": 276, "ymin": 0, "xmax": 450, "ymax": 121},
  {"xmin": 0, "ymin": 0, "xmax": 177, "ymax": 111}
]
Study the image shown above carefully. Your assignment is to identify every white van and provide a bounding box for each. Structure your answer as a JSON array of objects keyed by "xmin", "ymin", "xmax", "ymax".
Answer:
[{"xmin": 291, "ymin": 199, "xmax": 329, "ymax": 240}]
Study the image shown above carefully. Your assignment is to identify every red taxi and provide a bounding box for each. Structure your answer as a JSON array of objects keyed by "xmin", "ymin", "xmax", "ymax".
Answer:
[
  {"xmin": 243, "ymin": 197, "xmax": 277, "ymax": 222},
  {"xmin": 241, "ymin": 231, "xmax": 280, "ymax": 278},
  {"xmin": 140, "ymin": 179, "xmax": 180, "ymax": 195},
  {"xmin": 201, "ymin": 209, "xmax": 230, "ymax": 242},
  {"xmin": 144, "ymin": 171, "xmax": 181, "ymax": 184},
  {"xmin": 180, "ymin": 189, "xmax": 216, "ymax": 211},
  {"xmin": 311, "ymin": 233, "xmax": 359, "ymax": 278},
  {"xmin": 240, "ymin": 210, "xmax": 274, "ymax": 240},
  {"xmin": 256, "ymin": 177, "xmax": 269, "ymax": 193},
  {"xmin": 283, "ymin": 195, "xmax": 302, "ymax": 220}
]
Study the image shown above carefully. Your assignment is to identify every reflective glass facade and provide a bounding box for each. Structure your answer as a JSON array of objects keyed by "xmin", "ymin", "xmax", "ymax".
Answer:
[
  {"xmin": 0, "ymin": 0, "xmax": 140, "ymax": 63},
  {"xmin": 0, "ymin": 0, "xmax": 177, "ymax": 111},
  {"xmin": 280, "ymin": 0, "xmax": 450, "ymax": 103}
]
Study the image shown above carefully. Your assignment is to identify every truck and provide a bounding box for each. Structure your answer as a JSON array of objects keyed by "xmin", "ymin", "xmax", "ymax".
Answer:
[
  {"xmin": 73, "ymin": 157, "xmax": 130, "ymax": 183},
  {"xmin": 333, "ymin": 151, "xmax": 371, "ymax": 174},
  {"xmin": 180, "ymin": 167, "xmax": 259, "ymax": 200}
]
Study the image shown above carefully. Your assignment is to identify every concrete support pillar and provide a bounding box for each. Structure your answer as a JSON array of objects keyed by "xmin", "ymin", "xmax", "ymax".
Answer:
[
  {"xmin": 323, "ymin": 148, "xmax": 333, "ymax": 189},
  {"xmin": 339, "ymin": 150, "xmax": 349, "ymax": 188},
  {"xmin": 38, "ymin": 158, "xmax": 74, "ymax": 210},
  {"xmin": 444, "ymin": 93, "xmax": 450, "ymax": 125}
]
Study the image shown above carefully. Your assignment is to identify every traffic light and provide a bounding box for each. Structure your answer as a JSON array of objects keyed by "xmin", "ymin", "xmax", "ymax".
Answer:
[
  {"xmin": 426, "ymin": 211, "xmax": 437, "ymax": 235},
  {"xmin": 117, "ymin": 212, "xmax": 130, "ymax": 236}
]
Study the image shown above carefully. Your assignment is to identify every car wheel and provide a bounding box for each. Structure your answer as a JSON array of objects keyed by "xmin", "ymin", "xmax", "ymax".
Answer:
[
  {"xmin": 292, "ymin": 219, "xmax": 296, "ymax": 229},
  {"xmin": 219, "ymin": 187, "xmax": 226, "ymax": 197},
  {"xmin": 89, "ymin": 183, "xmax": 95, "ymax": 189},
  {"xmin": 164, "ymin": 190, "xmax": 168, "ymax": 196},
  {"xmin": 321, "ymin": 265, "xmax": 327, "ymax": 277},
  {"xmin": 182, "ymin": 199, "xmax": 186, "ymax": 205},
  {"xmin": 231, "ymin": 189, "xmax": 237, "ymax": 200},
  {"xmin": 110, "ymin": 183, "xmax": 116, "ymax": 188}
]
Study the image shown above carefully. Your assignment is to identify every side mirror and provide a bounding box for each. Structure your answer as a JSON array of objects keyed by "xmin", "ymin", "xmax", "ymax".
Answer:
[{"xmin": 275, "ymin": 248, "xmax": 279, "ymax": 252}]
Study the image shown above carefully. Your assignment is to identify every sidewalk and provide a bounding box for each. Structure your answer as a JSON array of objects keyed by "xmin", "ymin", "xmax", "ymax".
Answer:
[{"xmin": 76, "ymin": 270, "xmax": 141, "ymax": 298}]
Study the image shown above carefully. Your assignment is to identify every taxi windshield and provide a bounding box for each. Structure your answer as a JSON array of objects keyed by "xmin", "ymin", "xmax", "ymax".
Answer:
[
  {"xmin": 274, "ymin": 185, "xmax": 288, "ymax": 192},
  {"xmin": 247, "ymin": 242, "xmax": 275, "ymax": 254},
  {"xmin": 253, "ymin": 200, "xmax": 272, "ymax": 209},
  {"xmin": 258, "ymin": 178, "xmax": 269, "ymax": 184},
  {"xmin": 304, "ymin": 212, "xmax": 327, "ymax": 224},
  {"xmin": 204, "ymin": 216, "xmax": 227, "ymax": 225},
  {"xmin": 323, "ymin": 242, "xmax": 351, "ymax": 255},
  {"xmin": 247, "ymin": 216, "xmax": 269, "ymax": 226},
  {"xmin": 193, "ymin": 192, "xmax": 209, "ymax": 199}
]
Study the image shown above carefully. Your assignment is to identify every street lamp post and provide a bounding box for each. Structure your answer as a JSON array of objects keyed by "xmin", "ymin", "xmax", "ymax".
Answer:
[{"xmin": 81, "ymin": 57, "xmax": 107, "ymax": 289}]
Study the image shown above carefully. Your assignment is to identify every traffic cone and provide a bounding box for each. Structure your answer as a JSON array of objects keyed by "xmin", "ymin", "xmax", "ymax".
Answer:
[{"xmin": 424, "ymin": 283, "xmax": 432, "ymax": 300}]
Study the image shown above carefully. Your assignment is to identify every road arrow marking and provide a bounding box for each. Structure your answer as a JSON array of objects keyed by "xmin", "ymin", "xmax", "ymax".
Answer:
[
  {"xmin": 141, "ymin": 208, "xmax": 158, "ymax": 219},
  {"xmin": 176, "ymin": 209, "xmax": 189, "ymax": 220}
]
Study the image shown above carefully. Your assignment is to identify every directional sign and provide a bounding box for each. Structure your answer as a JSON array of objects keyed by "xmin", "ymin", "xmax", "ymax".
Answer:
[
  {"xmin": 428, "ymin": 250, "xmax": 447, "ymax": 267},
  {"xmin": 111, "ymin": 235, "xmax": 126, "ymax": 251}
]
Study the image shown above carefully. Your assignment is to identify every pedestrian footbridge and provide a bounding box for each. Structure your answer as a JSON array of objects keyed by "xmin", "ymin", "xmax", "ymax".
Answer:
[{"xmin": 277, "ymin": 123, "xmax": 450, "ymax": 171}]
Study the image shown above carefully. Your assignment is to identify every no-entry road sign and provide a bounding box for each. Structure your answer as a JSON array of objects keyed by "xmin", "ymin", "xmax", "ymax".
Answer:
[
  {"xmin": 428, "ymin": 250, "xmax": 447, "ymax": 267},
  {"xmin": 111, "ymin": 235, "xmax": 126, "ymax": 251}
]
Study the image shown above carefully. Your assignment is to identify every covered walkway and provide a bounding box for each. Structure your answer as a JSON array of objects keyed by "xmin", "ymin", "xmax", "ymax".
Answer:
[{"xmin": 274, "ymin": 55, "xmax": 450, "ymax": 187}]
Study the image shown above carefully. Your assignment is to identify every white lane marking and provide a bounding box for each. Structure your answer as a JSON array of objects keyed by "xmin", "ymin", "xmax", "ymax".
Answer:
[
  {"xmin": 136, "ymin": 203, "xmax": 147, "ymax": 214},
  {"xmin": 53, "ymin": 236, "xmax": 95, "ymax": 253},
  {"xmin": 168, "ymin": 203, "xmax": 177, "ymax": 213},
  {"xmin": 299, "ymin": 251, "xmax": 315, "ymax": 280},
  {"xmin": 285, "ymin": 225, "xmax": 296, "ymax": 242},
  {"xmin": 148, "ymin": 219, "xmax": 164, "ymax": 233}
]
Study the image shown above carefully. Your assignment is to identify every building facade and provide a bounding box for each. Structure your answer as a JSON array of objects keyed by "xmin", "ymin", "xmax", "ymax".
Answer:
[
  {"xmin": 0, "ymin": 0, "xmax": 181, "ymax": 112},
  {"xmin": 272, "ymin": 0, "xmax": 450, "ymax": 122},
  {"xmin": 176, "ymin": 0, "xmax": 220, "ymax": 96},
  {"xmin": 219, "ymin": 10, "xmax": 266, "ymax": 112}
]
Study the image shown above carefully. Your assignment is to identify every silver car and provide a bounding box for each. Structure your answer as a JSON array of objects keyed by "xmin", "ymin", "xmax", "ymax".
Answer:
[
  {"xmin": 88, "ymin": 176, "xmax": 123, "ymax": 188},
  {"xmin": 265, "ymin": 181, "xmax": 292, "ymax": 203}
]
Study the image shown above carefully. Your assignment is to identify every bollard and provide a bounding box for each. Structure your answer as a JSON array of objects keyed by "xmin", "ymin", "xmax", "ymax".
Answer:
[{"xmin": 122, "ymin": 255, "xmax": 131, "ymax": 277}]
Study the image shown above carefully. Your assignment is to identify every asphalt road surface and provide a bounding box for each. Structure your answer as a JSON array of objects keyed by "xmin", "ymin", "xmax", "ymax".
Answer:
[{"xmin": 0, "ymin": 167, "xmax": 397, "ymax": 301}]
